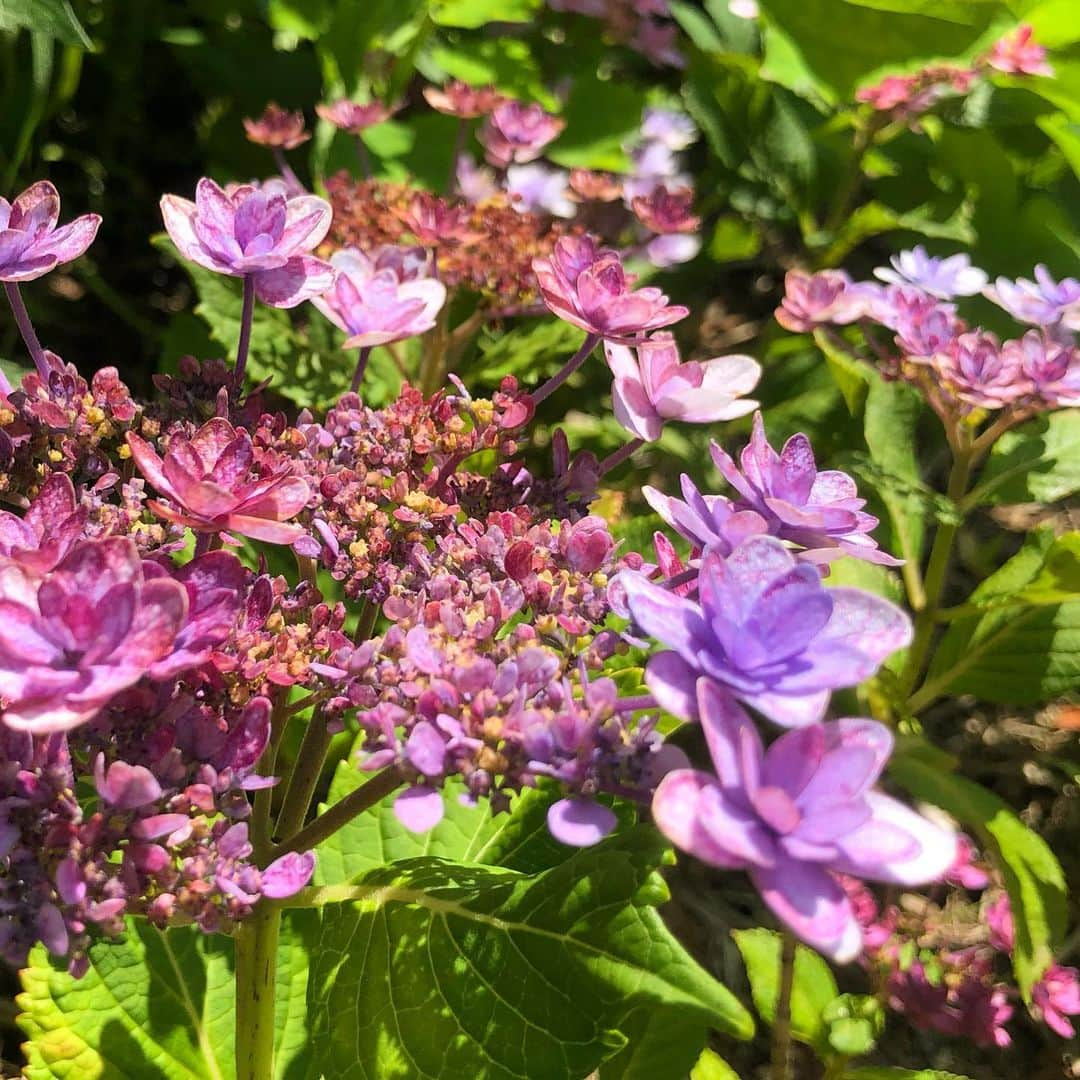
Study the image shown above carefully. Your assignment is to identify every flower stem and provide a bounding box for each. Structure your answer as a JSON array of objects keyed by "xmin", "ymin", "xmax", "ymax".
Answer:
[
  {"xmin": 900, "ymin": 441, "xmax": 974, "ymax": 700},
  {"xmin": 529, "ymin": 333, "xmax": 601, "ymax": 407},
  {"xmin": 350, "ymin": 345, "xmax": 373, "ymax": 394},
  {"xmin": 273, "ymin": 767, "xmax": 402, "ymax": 857},
  {"xmin": 4, "ymin": 282, "xmax": 49, "ymax": 378},
  {"xmin": 598, "ymin": 437, "xmax": 644, "ymax": 476},
  {"xmin": 273, "ymin": 709, "xmax": 334, "ymax": 842},
  {"xmin": 234, "ymin": 902, "xmax": 280, "ymax": 1080},
  {"xmin": 234, "ymin": 275, "xmax": 256, "ymax": 387},
  {"xmin": 770, "ymin": 931, "xmax": 797, "ymax": 1080},
  {"xmin": 272, "ymin": 147, "xmax": 304, "ymax": 194}
]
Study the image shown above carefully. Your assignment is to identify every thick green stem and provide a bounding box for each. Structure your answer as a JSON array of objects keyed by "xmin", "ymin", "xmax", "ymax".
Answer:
[
  {"xmin": 251, "ymin": 694, "xmax": 290, "ymax": 864},
  {"xmin": 770, "ymin": 931, "xmax": 797, "ymax": 1080},
  {"xmin": 273, "ymin": 709, "xmax": 333, "ymax": 842},
  {"xmin": 900, "ymin": 443, "xmax": 974, "ymax": 700},
  {"xmin": 273, "ymin": 767, "xmax": 401, "ymax": 857},
  {"xmin": 234, "ymin": 902, "xmax": 280, "ymax": 1080}
]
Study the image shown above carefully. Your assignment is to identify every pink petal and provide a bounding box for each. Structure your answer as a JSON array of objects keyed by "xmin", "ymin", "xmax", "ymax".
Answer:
[{"xmin": 393, "ymin": 787, "xmax": 445, "ymax": 832}]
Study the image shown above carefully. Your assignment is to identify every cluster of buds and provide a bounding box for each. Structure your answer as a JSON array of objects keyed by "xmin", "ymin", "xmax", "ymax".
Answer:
[
  {"xmin": 776, "ymin": 248, "xmax": 1080, "ymax": 420},
  {"xmin": 856, "ymin": 24, "xmax": 1052, "ymax": 124},
  {"xmin": 843, "ymin": 840, "xmax": 1080, "ymax": 1047}
]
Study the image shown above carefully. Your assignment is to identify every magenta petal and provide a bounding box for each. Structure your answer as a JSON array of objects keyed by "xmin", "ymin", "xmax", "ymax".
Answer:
[
  {"xmin": 261, "ymin": 850, "xmax": 316, "ymax": 898},
  {"xmin": 547, "ymin": 798, "xmax": 617, "ymax": 846},
  {"xmin": 393, "ymin": 787, "xmax": 445, "ymax": 832}
]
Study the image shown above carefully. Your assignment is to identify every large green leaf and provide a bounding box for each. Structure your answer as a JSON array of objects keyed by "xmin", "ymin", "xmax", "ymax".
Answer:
[
  {"xmin": 925, "ymin": 530, "xmax": 1080, "ymax": 704},
  {"xmin": 732, "ymin": 928, "xmax": 838, "ymax": 1057},
  {"xmin": 307, "ymin": 831, "xmax": 754, "ymax": 1079},
  {"xmin": 18, "ymin": 914, "xmax": 317, "ymax": 1079},
  {"xmin": 429, "ymin": 0, "xmax": 542, "ymax": 27},
  {"xmin": 971, "ymin": 409, "xmax": 1080, "ymax": 505},
  {"xmin": 0, "ymin": 0, "xmax": 91, "ymax": 47},
  {"xmin": 889, "ymin": 747, "xmax": 1067, "ymax": 996},
  {"xmin": 757, "ymin": 0, "xmax": 1005, "ymax": 102},
  {"xmin": 597, "ymin": 1008, "xmax": 709, "ymax": 1080}
]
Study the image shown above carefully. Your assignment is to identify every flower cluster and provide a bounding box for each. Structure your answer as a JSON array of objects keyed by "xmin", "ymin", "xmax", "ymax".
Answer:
[
  {"xmin": 843, "ymin": 844, "xmax": 1080, "ymax": 1047},
  {"xmin": 855, "ymin": 24, "xmax": 1051, "ymax": 123},
  {"xmin": 776, "ymin": 250, "xmax": 1080, "ymax": 416},
  {"xmin": 0, "ymin": 168, "xmax": 957, "ymax": 983}
]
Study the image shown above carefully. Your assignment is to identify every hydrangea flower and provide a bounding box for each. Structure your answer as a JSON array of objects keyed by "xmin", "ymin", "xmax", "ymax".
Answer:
[
  {"xmin": 160, "ymin": 178, "xmax": 333, "ymax": 307},
  {"xmin": 0, "ymin": 473, "xmax": 87, "ymax": 573},
  {"xmin": 0, "ymin": 181, "xmax": 101, "ymax": 282},
  {"xmin": 873, "ymin": 246, "xmax": 987, "ymax": 300},
  {"xmin": 533, "ymin": 235, "xmax": 688, "ymax": 342},
  {"xmin": 776, "ymin": 270, "xmax": 866, "ymax": 332},
  {"xmin": 937, "ymin": 331, "xmax": 1025, "ymax": 409},
  {"xmin": 651, "ymin": 682, "xmax": 957, "ymax": 960},
  {"xmin": 480, "ymin": 101, "xmax": 566, "ymax": 167},
  {"xmin": 709, "ymin": 412, "xmax": 901, "ymax": 565},
  {"xmin": 622, "ymin": 535, "xmax": 911, "ymax": 727},
  {"xmin": 639, "ymin": 107, "xmax": 697, "ymax": 151},
  {"xmin": 422, "ymin": 81, "xmax": 504, "ymax": 118},
  {"xmin": 1032, "ymin": 965, "xmax": 1080, "ymax": 1038},
  {"xmin": 603, "ymin": 333, "xmax": 760, "ymax": 441},
  {"xmin": 506, "ymin": 164, "xmax": 575, "ymax": 218},
  {"xmin": 126, "ymin": 418, "xmax": 310, "ymax": 544},
  {"xmin": 310, "ymin": 245, "xmax": 447, "ymax": 349},
  {"xmin": 0, "ymin": 538, "xmax": 188, "ymax": 733},
  {"xmin": 316, "ymin": 99, "xmax": 396, "ymax": 135},
  {"xmin": 1002, "ymin": 330, "xmax": 1080, "ymax": 407},
  {"xmin": 243, "ymin": 103, "xmax": 310, "ymax": 149},
  {"xmin": 986, "ymin": 265, "xmax": 1080, "ymax": 329},
  {"xmin": 642, "ymin": 476, "xmax": 768, "ymax": 558},
  {"xmin": 986, "ymin": 24, "xmax": 1053, "ymax": 77}
]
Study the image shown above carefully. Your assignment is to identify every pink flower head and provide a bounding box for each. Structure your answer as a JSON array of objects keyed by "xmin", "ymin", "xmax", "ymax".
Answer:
[
  {"xmin": 1002, "ymin": 329, "xmax": 1080, "ymax": 408},
  {"xmin": 604, "ymin": 333, "xmax": 760, "ymax": 441},
  {"xmin": 776, "ymin": 269, "xmax": 866, "ymax": 333},
  {"xmin": 569, "ymin": 169, "xmax": 623, "ymax": 202},
  {"xmin": 533, "ymin": 235, "xmax": 688, "ymax": 343},
  {"xmin": 480, "ymin": 101, "xmax": 566, "ymax": 167},
  {"xmin": 986, "ymin": 265, "xmax": 1080, "ymax": 329},
  {"xmin": 316, "ymin": 99, "xmax": 397, "ymax": 135},
  {"xmin": 985, "ymin": 893, "xmax": 1014, "ymax": 953},
  {"xmin": 0, "ymin": 181, "xmax": 101, "ymax": 282},
  {"xmin": 1032, "ymin": 965, "xmax": 1080, "ymax": 1038},
  {"xmin": 856, "ymin": 74, "xmax": 924, "ymax": 112},
  {"xmin": 710, "ymin": 412, "xmax": 901, "ymax": 566},
  {"xmin": 874, "ymin": 246, "xmax": 987, "ymax": 300},
  {"xmin": 0, "ymin": 474, "xmax": 87, "ymax": 574},
  {"xmin": 310, "ymin": 246, "xmax": 446, "ymax": 349},
  {"xmin": 986, "ymin": 24, "xmax": 1053, "ymax": 77},
  {"xmin": 242, "ymin": 103, "xmax": 310, "ymax": 149},
  {"xmin": 651, "ymin": 683, "xmax": 957, "ymax": 961},
  {"xmin": 126, "ymin": 418, "xmax": 310, "ymax": 544},
  {"xmin": 631, "ymin": 185, "xmax": 699, "ymax": 234},
  {"xmin": 938, "ymin": 331, "xmax": 1027, "ymax": 409},
  {"xmin": 422, "ymin": 81, "xmax": 504, "ymax": 119},
  {"xmin": 160, "ymin": 178, "xmax": 334, "ymax": 308},
  {"xmin": 0, "ymin": 538, "xmax": 188, "ymax": 733},
  {"xmin": 398, "ymin": 192, "xmax": 475, "ymax": 247},
  {"xmin": 623, "ymin": 536, "xmax": 911, "ymax": 728}
]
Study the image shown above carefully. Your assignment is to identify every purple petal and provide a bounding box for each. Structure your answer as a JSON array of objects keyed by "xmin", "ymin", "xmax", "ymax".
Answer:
[
  {"xmin": 261, "ymin": 850, "xmax": 316, "ymax": 898},
  {"xmin": 652, "ymin": 769, "xmax": 751, "ymax": 869},
  {"xmin": 643, "ymin": 651, "xmax": 700, "ymax": 721},
  {"xmin": 547, "ymin": 798, "xmax": 618, "ymax": 846},
  {"xmin": 393, "ymin": 787, "xmax": 445, "ymax": 832}
]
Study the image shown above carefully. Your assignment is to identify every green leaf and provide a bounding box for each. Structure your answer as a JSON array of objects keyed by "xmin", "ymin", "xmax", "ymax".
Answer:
[
  {"xmin": 308, "ymin": 832, "xmax": 753, "ymax": 1079},
  {"xmin": 598, "ymin": 1008, "xmax": 709, "ymax": 1080},
  {"xmin": 756, "ymin": 0, "xmax": 1004, "ymax": 102},
  {"xmin": 926, "ymin": 530, "xmax": 1080, "ymax": 703},
  {"xmin": 709, "ymin": 216, "xmax": 763, "ymax": 261},
  {"xmin": 547, "ymin": 76, "xmax": 647, "ymax": 172},
  {"xmin": 424, "ymin": 39, "xmax": 554, "ymax": 107},
  {"xmin": 690, "ymin": 1048, "xmax": 741, "ymax": 1080},
  {"xmin": 843, "ymin": 1070, "xmax": 973, "ymax": 1080},
  {"xmin": 429, "ymin": 0, "xmax": 542, "ymax": 26},
  {"xmin": 972, "ymin": 409, "xmax": 1080, "ymax": 504},
  {"xmin": 820, "ymin": 201, "xmax": 975, "ymax": 265},
  {"xmin": 0, "ymin": 0, "xmax": 91, "ymax": 47},
  {"xmin": 889, "ymin": 748, "xmax": 1067, "ymax": 996},
  {"xmin": 18, "ymin": 914, "xmax": 317, "ymax": 1079},
  {"xmin": 732, "ymin": 928, "xmax": 838, "ymax": 1056},
  {"xmin": 812, "ymin": 329, "xmax": 872, "ymax": 413},
  {"xmin": 862, "ymin": 375, "xmax": 928, "ymax": 568}
]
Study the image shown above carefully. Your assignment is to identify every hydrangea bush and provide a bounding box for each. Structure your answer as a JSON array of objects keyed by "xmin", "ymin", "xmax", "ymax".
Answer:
[{"xmin": 2, "ymin": 6, "xmax": 1080, "ymax": 1080}]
